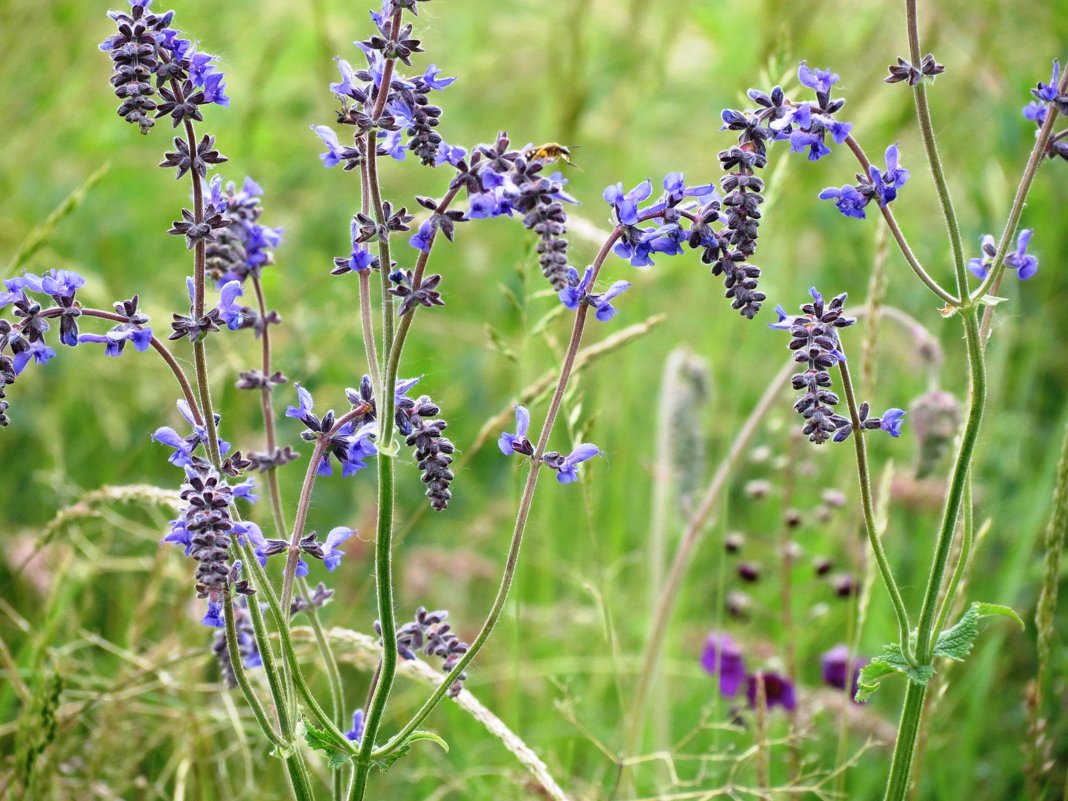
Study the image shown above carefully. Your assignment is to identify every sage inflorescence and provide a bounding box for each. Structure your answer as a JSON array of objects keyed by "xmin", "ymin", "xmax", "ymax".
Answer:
[{"xmin": 1, "ymin": 1, "xmax": 1065, "ymax": 800}]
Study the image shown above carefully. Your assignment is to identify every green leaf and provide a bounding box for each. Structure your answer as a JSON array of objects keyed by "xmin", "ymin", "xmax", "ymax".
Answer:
[
  {"xmin": 934, "ymin": 601, "xmax": 1025, "ymax": 663},
  {"xmin": 302, "ymin": 720, "xmax": 352, "ymax": 770},
  {"xmin": 933, "ymin": 604, "xmax": 979, "ymax": 661},
  {"xmin": 853, "ymin": 643, "xmax": 934, "ymax": 703},
  {"xmin": 974, "ymin": 602, "xmax": 1025, "ymax": 629},
  {"xmin": 371, "ymin": 730, "xmax": 448, "ymax": 774}
]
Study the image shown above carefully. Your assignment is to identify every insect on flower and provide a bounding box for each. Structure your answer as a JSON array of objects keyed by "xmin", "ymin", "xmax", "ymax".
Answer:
[{"xmin": 523, "ymin": 142, "xmax": 578, "ymax": 167}]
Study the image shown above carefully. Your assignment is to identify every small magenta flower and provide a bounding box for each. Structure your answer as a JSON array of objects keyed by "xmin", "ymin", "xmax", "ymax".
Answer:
[
  {"xmin": 700, "ymin": 632, "xmax": 746, "ymax": 697},
  {"xmin": 746, "ymin": 671, "xmax": 797, "ymax": 712},
  {"xmin": 322, "ymin": 526, "xmax": 354, "ymax": 572},
  {"xmin": 544, "ymin": 444, "xmax": 602, "ymax": 484},
  {"xmin": 603, "ymin": 180, "xmax": 652, "ymax": 226},
  {"xmin": 498, "ymin": 404, "xmax": 533, "ymax": 456}
]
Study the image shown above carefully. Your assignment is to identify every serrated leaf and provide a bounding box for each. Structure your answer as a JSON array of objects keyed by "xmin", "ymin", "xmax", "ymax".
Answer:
[
  {"xmin": 853, "ymin": 643, "xmax": 934, "ymax": 702},
  {"xmin": 933, "ymin": 600, "xmax": 1024, "ymax": 663},
  {"xmin": 372, "ymin": 743, "xmax": 411, "ymax": 774},
  {"xmin": 302, "ymin": 719, "xmax": 352, "ymax": 770},
  {"xmin": 934, "ymin": 603, "xmax": 979, "ymax": 661},
  {"xmin": 371, "ymin": 730, "xmax": 448, "ymax": 774}
]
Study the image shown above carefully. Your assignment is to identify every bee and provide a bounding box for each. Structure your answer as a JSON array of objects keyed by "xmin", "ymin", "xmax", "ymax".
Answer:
[{"xmin": 523, "ymin": 142, "xmax": 578, "ymax": 167}]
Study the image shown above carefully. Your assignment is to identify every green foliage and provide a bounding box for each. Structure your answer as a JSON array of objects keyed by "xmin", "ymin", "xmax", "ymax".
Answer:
[
  {"xmin": 858, "ymin": 603, "xmax": 1025, "ymax": 701},
  {"xmin": 372, "ymin": 731, "xmax": 449, "ymax": 774},
  {"xmin": 302, "ymin": 719, "xmax": 352, "ymax": 769}
]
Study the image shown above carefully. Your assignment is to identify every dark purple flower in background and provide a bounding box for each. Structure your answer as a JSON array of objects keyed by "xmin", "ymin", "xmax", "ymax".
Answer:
[
  {"xmin": 498, "ymin": 404, "xmax": 534, "ymax": 457},
  {"xmin": 700, "ymin": 632, "xmax": 746, "ymax": 697},
  {"xmin": 746, "ymin": 671, "xmax": 797, "ymax": 712},
  {"xmin": 821, "ymin": 645, "xmax": 869, "ymax": 702}
]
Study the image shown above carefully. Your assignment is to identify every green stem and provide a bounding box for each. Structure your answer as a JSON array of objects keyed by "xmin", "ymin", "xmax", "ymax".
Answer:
[
  {"xmin": 285, "ymin": 755, "xmax": 317, "ymax": 801},
  {"xmin": 222, "ymin": 590, "xmax": 288, "ymax": 750},
  {"xmin": 914, "ymin": 309, "xmax": 985, "ymax": 661},
  {"xmin": 883, "ymin": 681, "xmax": 928, "ymax": 801},
  {"xmin": 371, "ymin": 228, "xmax": 626, "ymax": 765},
  {"xmin": 351, "ymin": 451, "xmax": 396, "ymax": 798},
  {"xmin": 904, "ymin": 0, "xmax": 968, "ymax": 297},
  {"xmin": 975, "ymin": 60, "xmax": 1068, "ymax": 337},
  {"xmin": 837, "ymin": 355, "xmax": 912, "ymax": 652},
  {"xmin": 931, "ymin": 473, "xmax": 974, "ymax": 639},
  {"xmin": 842, "ymin": 134, "xmax": 958, "ymax": 306}
]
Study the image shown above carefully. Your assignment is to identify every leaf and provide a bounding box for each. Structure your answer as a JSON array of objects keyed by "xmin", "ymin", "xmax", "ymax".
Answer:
[
  {"xmin": 934, "ymin": 601, "xmax": 1025, "ymax": 663},
  {"xmin": 853, "ymin": 643, "xmax": 934, "ymax": 703},
  {"xmin": 302, "ymin": 719, "xmax": 352, "ymax": 769},
  {"xmin": 974, "ymin": 602, "xmax": 1025, "ymax": 629},
  {"xmin": 933, "ymin": 604, "xmax": 979, "ymax": 661},
  {"xmin": 406, "ymin": 730, "xmax": 449, "ymax": 753},
  {"xmin": 371, "ymin": 730, "xmax": 448, "ymax": 774}
]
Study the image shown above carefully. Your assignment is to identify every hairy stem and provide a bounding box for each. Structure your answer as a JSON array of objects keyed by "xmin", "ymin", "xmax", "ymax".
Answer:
[
  {"xmin": 370, "ymin": 227, "xmax": 626, "ymax": 763},
  {"xmin": 904, "ymin": 0, "xmax": 968, "ymax": 298},
  {"xmin": 842, "ymin": 135, "xmax": 957, "ymax": 306},
  {"xmin": 837, "ymin": 356, "xmax": 912, "ymax": 651}
]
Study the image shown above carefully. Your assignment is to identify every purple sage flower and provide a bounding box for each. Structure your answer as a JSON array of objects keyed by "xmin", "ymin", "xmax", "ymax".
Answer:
[{"xmin": 499, "ymin": 404, "xmax": 533, "ymax": 456}]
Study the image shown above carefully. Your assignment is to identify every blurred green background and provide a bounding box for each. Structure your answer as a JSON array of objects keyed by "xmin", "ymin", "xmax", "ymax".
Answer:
[{"xmin": 1, "ymin": 0, "xmax": 1067, "ymax": 798}]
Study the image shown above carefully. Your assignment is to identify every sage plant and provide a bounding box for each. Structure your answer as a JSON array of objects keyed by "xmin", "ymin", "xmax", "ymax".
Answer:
[{"xmin": 1, "ymin": 1, "xmax": 1064, "ymax": 800}]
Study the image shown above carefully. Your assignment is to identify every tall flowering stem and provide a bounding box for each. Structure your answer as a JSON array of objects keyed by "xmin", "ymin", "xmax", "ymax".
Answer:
[
  {"xmin": 903, "ymin": 0, "xmax": 968, "ymax": 298},
  {"xmin": 365, "ymin": 226, "xmax": 624, "ymax": 777},
  {"xmin": 975, "ymin": 64, "xmax": 1068, "ymax": 339},
  {"xmin": 836, "ymin": 351, "xmax": 912, "ymax": 651}
]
